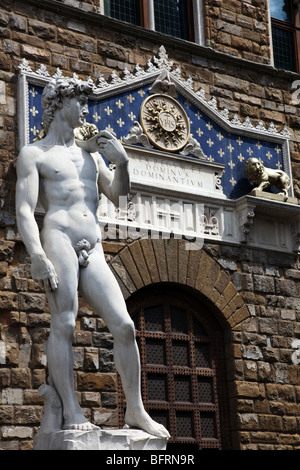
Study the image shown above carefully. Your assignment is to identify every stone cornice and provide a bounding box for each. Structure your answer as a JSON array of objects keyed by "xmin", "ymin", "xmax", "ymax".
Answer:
[{"xmin": 20, "ymin": 0, "xmax": 300, "ymax": 79}]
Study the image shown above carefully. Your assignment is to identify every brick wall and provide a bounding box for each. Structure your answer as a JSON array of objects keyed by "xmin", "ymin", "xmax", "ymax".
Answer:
[{"xmin": 0, "ymin": 0, "xmax": 300, "ymax": 450}]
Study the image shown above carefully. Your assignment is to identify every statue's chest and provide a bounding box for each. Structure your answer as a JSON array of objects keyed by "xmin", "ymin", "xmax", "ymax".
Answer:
[{"xmin": 41, "ymin": 148, "xmax": 96, "ymax": 182}]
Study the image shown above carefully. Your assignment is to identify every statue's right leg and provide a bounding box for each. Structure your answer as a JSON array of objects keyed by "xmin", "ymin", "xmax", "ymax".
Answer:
[{"xmin": 41, "ymin": 231, "xmax": 95, "ymax": 430}]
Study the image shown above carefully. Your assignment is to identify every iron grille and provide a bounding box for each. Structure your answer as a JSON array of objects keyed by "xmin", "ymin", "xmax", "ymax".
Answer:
[{"xmin": 119, "ymin": 286, "xmax": 230, "ymax": 450}]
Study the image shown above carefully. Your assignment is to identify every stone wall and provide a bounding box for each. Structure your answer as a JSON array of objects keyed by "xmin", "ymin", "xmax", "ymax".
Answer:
[
  {"xmin": 0, "ymin": 0, "xmax": 300, "ymax": 450},
  {"xmin": 207, "ymin": 244, "xmax": 300, "ymax": 450},
  {"xmin": 203, "ymin": 0, "xmax": 271, "ymax": 64}
]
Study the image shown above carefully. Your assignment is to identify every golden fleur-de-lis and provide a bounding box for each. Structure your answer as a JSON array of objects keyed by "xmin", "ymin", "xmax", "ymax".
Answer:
[
  {"xmin": 30, "ymin": 106, "xmax": 39, "ymax": 116},
  {"xmin": 274, "ymin": 145, "xmax": 281, "ymax": 154},
  {"xmin": 93, "ymin": 111, "xmax": 101, "ymax": 122},
  {"xmin": 116, "ymin": 99, "xmax": 124, "ymax": 109},
  {"xmin": 266, "ymin": 151, "xmax": 273, "ymax": 160},
  {"xmin": 30, "ymin": 125, "xmax": 39, "ymax": 136},
  {"xmin": 105, "ymin": 124, "xmax": 114, "ymax": 133},
  {"xmin": 105, "ymin": 106, "xmax": 113, "ymax": 115},
  {"xmin": 128, "ymin": 111, "xmax": 136, "ymax": 121},
  {"xmin": 127, "ymin": 94, "xmax": 135, "ymax": 103},
  {"xmin": 29, "ymin": 87, "xmax": 38, "ymax": 98},
  {"xmin": 117, "ymin": 118, "xmax": 125, "ymax": 128}
]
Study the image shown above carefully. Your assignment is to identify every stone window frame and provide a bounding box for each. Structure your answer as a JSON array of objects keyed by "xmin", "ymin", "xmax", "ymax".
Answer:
[
  {"xmin": 268, "ymin": 0, "xmax": 300, "ymax": 72},
  {"xmin": 98, "ymin": 0, "xmax": 205, "ymax": 46}
]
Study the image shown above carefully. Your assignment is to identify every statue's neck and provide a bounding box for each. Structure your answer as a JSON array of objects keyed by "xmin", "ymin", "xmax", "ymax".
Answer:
[{"xmin": 44, "ymin": 116, "xmax": 76, "ymax": 147}]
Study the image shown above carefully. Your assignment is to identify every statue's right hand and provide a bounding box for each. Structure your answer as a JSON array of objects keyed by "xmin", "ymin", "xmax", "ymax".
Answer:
[{"xmin": 31, "ymin": 254, "xmax": 58, "ymax": 291}]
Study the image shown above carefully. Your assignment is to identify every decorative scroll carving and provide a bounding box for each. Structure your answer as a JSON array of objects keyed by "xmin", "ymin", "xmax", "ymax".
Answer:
[
  {"xmin": 123, "ymin": 121, "xmax": 153, "ymax": 149},
  {"xmin": 180, "ymin": 134, "xmax": 207, "ymax": 160},
  {"xmin": 148, "ymin": 70, "xmax": 177, "ymax": 97}
]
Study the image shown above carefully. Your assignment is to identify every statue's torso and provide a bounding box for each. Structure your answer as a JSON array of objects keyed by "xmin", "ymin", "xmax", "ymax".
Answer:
[{"xmin": 37, "ymin": 144, "xmax": 101, "ymax": 247}]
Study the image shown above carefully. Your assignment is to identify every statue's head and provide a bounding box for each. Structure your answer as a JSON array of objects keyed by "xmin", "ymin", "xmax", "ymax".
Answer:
[
  {"xmin": 245, "ymin": 157, "xmax": 264, "ymax": 185},
  {"xmin": 41, "ymin": 76, "xmax": 94, "ymax": 134}
]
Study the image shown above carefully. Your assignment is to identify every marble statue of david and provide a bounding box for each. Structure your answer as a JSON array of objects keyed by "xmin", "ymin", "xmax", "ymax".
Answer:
[{"xmin": 15, "ymin": 75, "xmax": 170, "ymax": 440}]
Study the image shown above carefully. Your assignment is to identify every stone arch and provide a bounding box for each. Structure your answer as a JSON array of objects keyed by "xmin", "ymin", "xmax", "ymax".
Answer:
[{"xmin": 108, "ymin": 238, "xmax": 250, "ymax": 331}]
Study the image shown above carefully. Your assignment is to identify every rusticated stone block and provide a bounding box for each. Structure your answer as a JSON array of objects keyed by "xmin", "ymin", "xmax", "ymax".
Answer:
[
  {"xmin": 18, "ymin": 293, "xmax": 46, "ymax": 312},
  {"xmin": 236, "ymin": 381, "xmax": 265, "ymax": 399},
  {"xmin": 0, "ymin": 405, "xmax": 14, "ymax": 424},
  {"xmin": 11, "ymin": 368, "xmax": 31, "ymax": 388},
  {"xmin": 259, "ymin": 415, "xmax": 283, "ymax": 432},
  {"xmin": 14, "ymin": 405, "xmax": 43, "ymax": 425},
  {"xmin": 0, "ymin": 291, "xmax": 18, "ymax": 310},
  {"xmin": 77, "ymin": 372, "xmax": 116, "ymax": 392}
]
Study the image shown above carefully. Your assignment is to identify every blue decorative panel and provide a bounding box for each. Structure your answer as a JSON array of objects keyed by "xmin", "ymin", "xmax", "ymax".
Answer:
[{"xmin": 27, "ymin": 83, "xmax": 285, "ymax": 200}]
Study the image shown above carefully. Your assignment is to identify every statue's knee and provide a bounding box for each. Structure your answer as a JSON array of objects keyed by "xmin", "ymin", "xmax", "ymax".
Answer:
[
  {"xmin": 51, "ymin": 312, "xmax": 76, "ymax": 340},
  {"xmin": 115, "ymin": 318, "xmax": 135, "ymax": 344}
]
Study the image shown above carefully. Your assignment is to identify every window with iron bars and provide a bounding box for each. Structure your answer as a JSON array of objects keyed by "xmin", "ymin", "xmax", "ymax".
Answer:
[
  {"xmin": 100, "ymin": 0, "xmax": 204, "ymax": 45},
  {"xmin": 269, "ymin": 0, "xmax": 300, "ymax": 72}
]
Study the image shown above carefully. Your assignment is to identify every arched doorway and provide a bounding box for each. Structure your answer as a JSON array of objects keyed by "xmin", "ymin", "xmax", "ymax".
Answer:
[{"xmin": 118, "ymin": 283, "xmax": 232, "ymax": 450}]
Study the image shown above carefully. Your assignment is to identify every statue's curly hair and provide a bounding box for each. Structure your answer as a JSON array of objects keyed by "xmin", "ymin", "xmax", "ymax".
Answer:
[{"xmin": 41, "ymin": 76, "xmax": 94, "ymax": 134}]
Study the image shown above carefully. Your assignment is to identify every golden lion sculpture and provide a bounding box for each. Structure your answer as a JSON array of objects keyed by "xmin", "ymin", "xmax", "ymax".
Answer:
[{"xmin": 245, "ymin": 157, "xmax": 291, "ymax": 198}]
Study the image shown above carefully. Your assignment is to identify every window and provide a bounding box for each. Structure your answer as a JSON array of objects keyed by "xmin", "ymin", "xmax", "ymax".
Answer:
[
  {"xmin": 101, "ymin": 0, "xmax": 204, "ymax": 44},
  {"xmin": 119, "ymin": 286, "xmax": 231, "ymax": 450},
  {"xmin": 270, "ymin": 0, "xmax": 299, "ymax": 72},
  {"xmin": 103, "ymin": 0, "xmax": 141, "ymax": 26},
  {"xmin": 153, "ymin": 0, "xmax": 190, "ymax": 40}
]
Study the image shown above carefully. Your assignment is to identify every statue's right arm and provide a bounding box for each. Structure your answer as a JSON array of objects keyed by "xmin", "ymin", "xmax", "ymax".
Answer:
[{"xmin": 16, "ymin": 147, "xmax": 58, "ymax": 291}]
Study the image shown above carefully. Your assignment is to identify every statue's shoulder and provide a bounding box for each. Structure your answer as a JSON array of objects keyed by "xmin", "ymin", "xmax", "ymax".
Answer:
[
  {"xmin": 17, "ymin": 142, "xmax": 45, "ymax": 173},
  {"xmin": 18, "ymin": 141, "xmax": 44, "ymax": 159}
]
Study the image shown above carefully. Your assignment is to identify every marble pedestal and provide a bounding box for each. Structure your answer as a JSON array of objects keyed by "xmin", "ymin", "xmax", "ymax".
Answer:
[{"xmin": 34, "ymin": 428, "xmax": 168, "ymax": 451}]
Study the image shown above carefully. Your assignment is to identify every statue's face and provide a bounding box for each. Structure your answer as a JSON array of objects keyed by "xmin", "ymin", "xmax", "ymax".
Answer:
[
  {"xmin": 252, "ymin": 159, "xmax": 261, "ymax": 171},
  {"xmin": 61, "ymin": 94, "xmax": 89, "ymax": 129}
]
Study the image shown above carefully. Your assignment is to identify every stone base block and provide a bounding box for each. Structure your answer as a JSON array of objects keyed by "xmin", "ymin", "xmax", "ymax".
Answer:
[
  {"xmin": 34, "ymin": 428, "xmax": 168, "ymax": 451},
  {"xmin": 250, "ymin": 189, "xmax": 299, "ymax": 205}
]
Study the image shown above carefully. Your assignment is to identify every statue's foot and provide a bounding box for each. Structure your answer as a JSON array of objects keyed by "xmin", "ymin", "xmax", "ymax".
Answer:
[
  {"xmin": 63, "ymin": 414, "xmax": 100, "ymax": 431},
  {"xmin": 64, "ymin": 422, "xmax": 100, "ymax": 431},
  {"xmin": 125, "ymin": 409, "xmax": 170, "ymax": 440}
]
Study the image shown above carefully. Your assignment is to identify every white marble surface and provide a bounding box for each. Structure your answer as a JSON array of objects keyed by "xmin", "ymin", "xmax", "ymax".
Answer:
[{"xmin": 34, "ymin": 428, "xmax": 168, "ymax": 451}]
